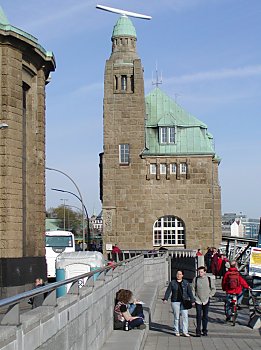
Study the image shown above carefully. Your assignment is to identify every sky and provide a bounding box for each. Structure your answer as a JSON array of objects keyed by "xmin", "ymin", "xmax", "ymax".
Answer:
[{"xmin": 2, "ymin": 0, "xmax": 261, "ymax": 218}]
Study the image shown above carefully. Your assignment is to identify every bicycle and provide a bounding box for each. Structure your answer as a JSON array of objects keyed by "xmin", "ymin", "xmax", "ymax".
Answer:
[
  {"xmin": 225, "ymin": 294, "xmax": 238, "ymax": 326},
  {"xmin": 249, "ymin": 289, "xmax": 261, "ymax": 318}
]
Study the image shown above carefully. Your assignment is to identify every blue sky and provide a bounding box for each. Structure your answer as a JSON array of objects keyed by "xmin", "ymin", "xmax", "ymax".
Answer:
[{"xmin": 2, "ymin": 0, "xmax": 261, "ymax": 218}]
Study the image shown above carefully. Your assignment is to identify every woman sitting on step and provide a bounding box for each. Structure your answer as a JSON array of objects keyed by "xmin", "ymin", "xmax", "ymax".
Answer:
[{"xmin": 114, "ymin": 289, "xmax": 145, "ymax": 330}]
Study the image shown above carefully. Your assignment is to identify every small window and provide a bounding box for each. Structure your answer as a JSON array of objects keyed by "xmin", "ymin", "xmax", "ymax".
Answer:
[
  {"xmin": 115, "ymin": 76, "xmax": 118, "ymax": 90},
  {"xmin": 119, "ymin": 144, "xmax": 129, "ymax": 164},
  {"xmin": 169, "ymin": 127, "xmax": 175, "ymax": 143},
  {"xmin": 160, "ymin": 127, "xmax": 167, "ymax": 143},
  {"xmin": 160, "ymin": 164, "xmax": 166, "ymax": 174},
  {"xmin": 170, "ymin": 163, "xmax": 176, "ymax": 174},
  {"xmin": 180, "ymin": 163, "xmax": 187, "ymax": 174},
  {"xmin": 150, "ymin": 164, "xmax": 156, "ymax": 174},
  {"xmin": 121, "ymin": 75, "xmax": 127, "ymax": 91},
  {"xmin": 130, "ymin": 75, "xmax": 134, "ymax": 92}
]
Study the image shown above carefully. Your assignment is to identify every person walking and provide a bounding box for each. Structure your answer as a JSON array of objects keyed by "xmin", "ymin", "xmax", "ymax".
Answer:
[
  {"xmin": 211, "ymin": 247, "xmax": 219, "ymax": 277},
  {"xmin": 204, "ymin": 247, "xmax": 212, "ymax": 273},
  {"xmin": 28, "ymin": 278, "xmax": 45, "ymax": 309},
  {"xmin": 222, "ymin": 260, "xmax": 251, "ymax": 321},
  {"xmin": 192, "ymin": 266, "xmax": 216, "ymax": 337},
  {"xmin": 163, "ymin": 270, "xmax": 195, "ymax": 337}
]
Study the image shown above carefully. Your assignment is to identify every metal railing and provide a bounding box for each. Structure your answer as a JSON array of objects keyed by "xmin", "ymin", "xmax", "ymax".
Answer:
[
  {"xmin": 0, "ymin": 255, "xmax": 143, "ymax": 326},
  {"xmin": 108, "ymin": 249, "xmax": 196, "ymax": 262}
]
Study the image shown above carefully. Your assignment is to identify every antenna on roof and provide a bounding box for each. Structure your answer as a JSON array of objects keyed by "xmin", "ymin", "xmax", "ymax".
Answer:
[
  {"xmin": 96, "ymin": 4, "xmax": 152, "ymax": 20},
  {"xmin": 152, "ymin": 62, "xmax": 163, "ymax": 87}
]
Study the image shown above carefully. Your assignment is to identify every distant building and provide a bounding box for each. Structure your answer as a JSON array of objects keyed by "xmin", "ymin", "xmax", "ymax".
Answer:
[
  {"xmin": 100, "ymin": 15, "xmax": 222, "ymax": 252},
  {"xmin": 89, "ymin": 211, "xmax": 103, "ymax": 245},
  {"xmin": 45, "ymin": 218, "xmax": 61, "ymax": 231},
  {"xmin": 222, "ymin": 212, "xmax": 260, "ymax": 238},
  {"xmin": 90, "ymin": 211, "xmax": 103, "ymax": 232}
]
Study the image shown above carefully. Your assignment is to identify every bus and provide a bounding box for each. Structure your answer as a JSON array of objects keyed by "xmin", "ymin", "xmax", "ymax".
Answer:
[{"xmin": 45, "ymin": 230, "xmax": 75, "ymax": 279}]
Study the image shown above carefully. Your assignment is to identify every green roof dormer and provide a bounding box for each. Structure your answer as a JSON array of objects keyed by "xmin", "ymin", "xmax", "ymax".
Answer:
[
  {"xmin": 144, "ymin": 87, "xmax": 217, "ymax": 157},
  {"xmin": 112, "ymin": 15, "xmax": 136, "ymax": 38}
]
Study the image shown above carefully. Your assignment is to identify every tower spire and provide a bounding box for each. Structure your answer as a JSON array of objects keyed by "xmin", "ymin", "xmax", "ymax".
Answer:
[{"xmin": 0, "ymin": 6, "xmax": 9, "ymax": 25}]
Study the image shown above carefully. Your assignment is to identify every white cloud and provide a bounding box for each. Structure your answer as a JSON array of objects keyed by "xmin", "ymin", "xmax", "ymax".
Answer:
[
  {"xmin": 20, "ymin": 1, "xmax": 96, "ymax": 30},
  {"xmin": 165, "ymin": 65, "xmax": 261, "ymax": 84},
  {"xmin": 72, "ymin": 82, "xmax": 103, "ymax": 96}
]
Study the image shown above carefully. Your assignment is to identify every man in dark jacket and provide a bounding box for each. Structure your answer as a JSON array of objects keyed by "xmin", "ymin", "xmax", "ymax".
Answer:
[
  {"xmin": 222, "ymin": 260, "xmax": 251, "ymax": 321},
  {"xmin": 163, "ymin": 270, "xmax": 195, "ymax": 337}
]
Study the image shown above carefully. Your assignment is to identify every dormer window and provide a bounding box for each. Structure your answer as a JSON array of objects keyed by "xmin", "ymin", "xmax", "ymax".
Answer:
[{"xmin": 159, "ymin": 127, "xmax": 175, "ymax": 144}]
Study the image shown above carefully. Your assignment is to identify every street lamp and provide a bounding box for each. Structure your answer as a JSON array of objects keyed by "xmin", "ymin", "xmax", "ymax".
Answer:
[
  {"xmin": 60, "ymin": 198, "xmax": 68, "ymax": 230},
  {"xmin": 46, "ymin": 167, "xmax": 86, "ymax": 251},
  {"xmin": 52, "ymin": 187, "xmax": 90, "ymax": 249}
]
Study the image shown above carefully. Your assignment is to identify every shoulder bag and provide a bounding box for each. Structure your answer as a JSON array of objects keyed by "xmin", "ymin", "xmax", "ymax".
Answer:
[{"xmin": 178, "ymin": 282, "xmax": 192, "ymax": 310}]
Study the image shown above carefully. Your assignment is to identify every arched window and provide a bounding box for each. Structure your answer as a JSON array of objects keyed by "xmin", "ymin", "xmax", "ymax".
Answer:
[{"xmin": 153, "ymin": 216, "xmax": 185, "ymax": 247}]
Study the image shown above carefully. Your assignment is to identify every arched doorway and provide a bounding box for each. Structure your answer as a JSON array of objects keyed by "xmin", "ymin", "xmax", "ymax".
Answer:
[{"xmin": 153, "ymin": 215, "xmax": 185, "ymax": 247}]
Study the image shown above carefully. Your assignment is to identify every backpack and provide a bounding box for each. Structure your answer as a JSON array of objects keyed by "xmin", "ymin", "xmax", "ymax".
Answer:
[{"xmin": 227, "ymin": 271, "xmax": 240, "ymax": 289}]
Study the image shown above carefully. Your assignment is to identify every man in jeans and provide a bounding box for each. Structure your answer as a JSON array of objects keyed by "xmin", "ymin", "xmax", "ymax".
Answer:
[{"xmin": 192, "ymin": 266, "xmax": 216, "ymax": 337}]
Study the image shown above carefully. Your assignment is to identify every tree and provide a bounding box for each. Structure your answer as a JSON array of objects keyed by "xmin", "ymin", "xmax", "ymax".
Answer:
[{"xmin": 46, "ymin": 206, "xmax": 83, "ymax": 236}]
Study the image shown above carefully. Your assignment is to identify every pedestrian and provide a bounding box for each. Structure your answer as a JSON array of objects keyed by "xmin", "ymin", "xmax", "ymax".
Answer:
[
  {"xmin": 28, "ymin": 278, "xmax": 45, "ymax": 309},
  {"xmin": 114, "ymin": 289, "xmax": 145, "ymax": 330},
  {"xmin": 107, "ymin": 258, "xmax": 116, "ymax": 269},
  {"xmin": 196, "ymin": 249, "xmax": 203, "ymax": 256},
  {"xmin": 217, "ymin": 254, "xmax": 229, "ymax": 278},
  {"xmin": 204, "ymin": 247, "xmax": 212, "ymax": 273},
  {"xmin": 192, "ymin": 266, "xmax": 216, "ymax": 337},
  {"xmin": 210, "ymin": 247, "xmax": 219, "ymax": 277},
  {"xmin": 163, "ymin": 270, "xmax": 195, "ymax": 337},
  {"xmin": 222, "ymin": 260, "xmax": 251, "ymax": 321},
  {"xmin": 111, "ymin": 243, "xmax": 122, "ymax": 261}
]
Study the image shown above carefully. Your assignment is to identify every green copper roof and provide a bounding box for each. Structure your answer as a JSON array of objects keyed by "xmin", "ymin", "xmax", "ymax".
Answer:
[
  {"xmin": 0, "ymin": 6, "xmax": 9, "ymax": 25},
  {"xmin": 112, "ymin": 15, "xmax": 136, "ymax": 38},
  {"xmin": 144, "ymin": 87, "xmax": 215, "ymax": 156},
  {"xmin": 0, "ymin": 6, "xmax": 54, "ymax": 59},
  {"xmin": 45, "ymin": 218, "xmax": 60, "ymax": 231}
]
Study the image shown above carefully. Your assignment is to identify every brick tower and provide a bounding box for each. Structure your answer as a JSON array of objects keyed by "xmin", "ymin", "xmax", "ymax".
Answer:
[
  {"xmin": 100, "ymin": 16, "xmax": 221, "ymax": 253},
  {"xmin": 0, "ymin": 7, "xmax": 55, "ymax": 296}
]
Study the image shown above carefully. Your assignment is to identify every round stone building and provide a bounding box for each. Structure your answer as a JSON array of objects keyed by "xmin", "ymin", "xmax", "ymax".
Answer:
[{"xmin": 0, "ymin": 7, "xmax": 55, "ymax": 297}]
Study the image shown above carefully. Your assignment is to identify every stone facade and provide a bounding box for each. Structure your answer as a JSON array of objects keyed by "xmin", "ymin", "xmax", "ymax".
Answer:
[
  {"xmin": 0, "ymin": 14, "xmax": 55, "ymax": 296},
  {"xmin": 101, "ymin": 17, "xmax": 221, "ymax": 252}
]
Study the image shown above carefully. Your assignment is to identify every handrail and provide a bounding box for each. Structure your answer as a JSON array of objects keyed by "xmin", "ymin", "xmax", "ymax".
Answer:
[{"xmin": 0, "ymin": 255, "xmax": 143, "ymax": 310}]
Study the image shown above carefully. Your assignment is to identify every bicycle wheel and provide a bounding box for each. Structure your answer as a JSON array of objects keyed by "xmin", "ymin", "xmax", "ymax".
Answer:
[{"xmin": 231, "ymin": 305, "xmax": 237, "ymax": 326}]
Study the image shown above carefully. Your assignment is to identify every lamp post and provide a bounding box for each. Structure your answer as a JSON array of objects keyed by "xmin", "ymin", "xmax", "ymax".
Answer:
[
  {"xmin": 46, "ymin": 167, "xmax": 86, "ymax": 251},
  {"xmin": 52, "ymin": 188, "xmax": 90, "ymax": 249},
  {"xmin": 60, "ymin": 198, "xmax": 68, "ymax": 230}
]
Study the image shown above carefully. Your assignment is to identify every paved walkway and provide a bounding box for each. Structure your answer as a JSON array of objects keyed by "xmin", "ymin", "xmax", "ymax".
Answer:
[{"xmin": 144, "ymin": 280, "xmax": 261, "ymax": 350}]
